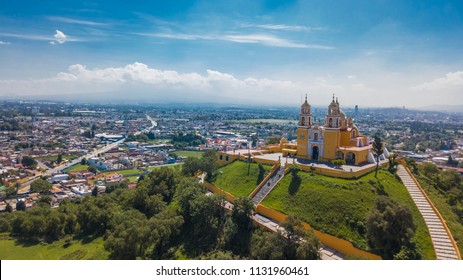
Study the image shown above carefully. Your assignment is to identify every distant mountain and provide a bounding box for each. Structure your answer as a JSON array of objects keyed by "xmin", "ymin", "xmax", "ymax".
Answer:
[{"xmin": 414, "ymin": 105, "xmax": 463, "ymax": 113}]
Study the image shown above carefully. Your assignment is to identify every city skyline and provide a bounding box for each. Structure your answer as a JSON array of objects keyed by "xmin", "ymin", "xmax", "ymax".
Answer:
[{"xmin": 1, "ymin": 1, "xmax": 463, "ymax": 108}]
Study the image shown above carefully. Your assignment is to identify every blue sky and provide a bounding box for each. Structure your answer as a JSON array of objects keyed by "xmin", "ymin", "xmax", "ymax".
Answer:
[{"xmin": 1, "ymin": 0, "xmax": 463, "ymax": 107}]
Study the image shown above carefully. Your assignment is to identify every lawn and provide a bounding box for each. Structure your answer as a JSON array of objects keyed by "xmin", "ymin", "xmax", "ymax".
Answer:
[
  {"xmin": 415, "ymin": 172, "xmax": 463, "ymax": 254},
  {"xmin": 35, "ymin": 154, "xmax": 80, "ymax": 162},
  {"xmin": 213, "ymin": 161, "xmax": 272, "ymax": 198},
  {"xmin": 64, "ymin": 164, "xmax": 89, "ymax": 173},
  {"xmin": 174, "ymin": 150, "xmax": 204, "ymax": 158},
  {"xmin": 261, "ymin": 169, "xmax": 435, "ymax": 259},
  {"xmin": 0, "ymin": 234, "xmax": 109, "ymax": 260}
]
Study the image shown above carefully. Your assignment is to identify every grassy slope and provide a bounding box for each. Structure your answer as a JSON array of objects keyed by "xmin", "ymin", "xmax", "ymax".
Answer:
[
  {"xmin": 261, "ymin": 169, "xmax": 435, "ymax": 259},
  {"xmin": 415, "ymin": 172, "xmax": 463, "ymax": 254},
  {"xmin": 214, "ymin": 161, "xmax": 272, "ymax": 198},
  {"xmin": 0, "ymin": 234, "xmax": 108, "ymax": 260}
]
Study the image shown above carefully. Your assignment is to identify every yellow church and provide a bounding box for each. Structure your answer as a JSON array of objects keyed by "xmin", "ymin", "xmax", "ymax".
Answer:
[{"xmin": 282, "ymin": 95, "xmax": 377, "ymax": 165}]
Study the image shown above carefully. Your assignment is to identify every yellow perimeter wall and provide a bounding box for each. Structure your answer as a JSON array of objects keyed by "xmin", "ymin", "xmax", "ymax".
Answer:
[
  {"xmin": 297, "ymin": 161, "xmax": 387, "ymax": 179},
  {"xmin": 202, "ymin": 176, "xmax": 381, "ymax": 260},
  {"xmin": 255, "ymin": 204, "xmax": 381, "ymax": 260}
]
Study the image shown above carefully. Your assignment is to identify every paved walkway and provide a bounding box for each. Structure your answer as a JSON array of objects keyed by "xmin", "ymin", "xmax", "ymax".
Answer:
[
  {"xmin": 252, "ymin": 212, "xmax": 344, "ymax": 260},
  {"xmin": 397, "ymin": 165, "xmax": 459, "ymax": 260},
  {"xmin": 251, "ymin": 165, "xmax": 286, "ymax": 205}
]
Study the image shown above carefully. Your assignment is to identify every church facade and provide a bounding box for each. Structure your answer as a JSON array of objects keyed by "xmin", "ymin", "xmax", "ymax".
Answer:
[{"xmin": 284, "ymin": 95, "xmax": 377, "ymax": 165}]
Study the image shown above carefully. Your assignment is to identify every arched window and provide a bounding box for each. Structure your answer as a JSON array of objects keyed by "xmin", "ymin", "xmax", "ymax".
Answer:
[{"xmin": 329, "ymin": 118, "xmax": 333, "ymax": 127}]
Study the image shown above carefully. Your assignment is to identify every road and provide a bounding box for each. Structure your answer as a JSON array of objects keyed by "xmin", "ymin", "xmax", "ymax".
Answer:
[{"xmin": 21, "ymin": 114, "xmax": 157, "ymax": 188}]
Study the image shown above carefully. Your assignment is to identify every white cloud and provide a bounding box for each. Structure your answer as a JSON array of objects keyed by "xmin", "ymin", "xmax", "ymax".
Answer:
[
  {"xmin": 0, "ymin": 41, "xmax": 10, "ymax": 45},
  {"xmin": 143, "ymin": 32, "xmax": 333, "ymax": 49},
  {"xmin": 0, "ymin": 31, "xmax": 80, "ymax": 44},
  {"xmin": 242, "ymin": 23, "xmax": 315, "ymax": 32},
  {"xmin": 411, "ymin": 71, "xmax": 463, "ymax": 91},
  {"xmin": 0, "ymin": 62, "xmax": 305, "ymax": 104},
  {"xmin": 48, "ymin": 16, "xmax": 109, "ymax": 27},
  {"xmin": 52, "ymin": 30, "xmax": 67, "ymax": 44}
]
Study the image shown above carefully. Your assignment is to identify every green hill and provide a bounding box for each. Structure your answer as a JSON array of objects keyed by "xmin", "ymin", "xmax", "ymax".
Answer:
[
  {"xmin": 261, "ymin": 169, "xmax": 435, "ymax": 259},
  {"xmin": 213, "ymin": 160, "xmax": 272, "ymax": 197}
]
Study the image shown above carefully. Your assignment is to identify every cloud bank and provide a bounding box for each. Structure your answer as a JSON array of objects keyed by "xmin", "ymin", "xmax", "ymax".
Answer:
[{"xmin": 0, "ymin": 62, "xmax": 305, "ymax": 104}]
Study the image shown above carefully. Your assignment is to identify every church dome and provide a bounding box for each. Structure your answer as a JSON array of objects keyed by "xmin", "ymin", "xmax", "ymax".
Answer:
[{"xmin": 340, "ymin": 110, "xmax": 346, "ymax": 119}]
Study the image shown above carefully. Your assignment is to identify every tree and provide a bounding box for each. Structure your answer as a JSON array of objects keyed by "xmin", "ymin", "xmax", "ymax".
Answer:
[
  {"xmin": 182, "ymin": 157, "xmax": 202, "ymax": 177},
  {"xmin": 257, "ymin": 163, "xmax": 266, "ymax": 184},
  {"xmin": 289, "ymin": 164, "xmax": 302, "ymax": 195},
  {"xmin": 38, "ymin": 195, "xmax": 52, "ymax": 206},
  {"xmin": 366, "ymin": 197, "xmax": 417, "ymax": 259},
  {"xmin": 200, "ymin": 149, "xmax": 218, "ymax": 182},
  {"xmin": 92, "ymin": 186, "xmax": 98, "ymax": 197},
  {"xmin": 125, "ymin": 134, "xmax": 136, "ymax": 142},
  {"xmin": 388, "ymin": 153, "xmax": 398, "ymax": 173},
  {"xmin": 332, "ymin": 159, "xmax": 345, "ymax": 169},
  {"xmin": 5, "ymin": 186, "xmax": 17, "ymax": 198},
  {"xmin": 228, "ymin": 197, "xmax": 255, "ymax": 254},
  {"xmin": 250, "ymin": 216, "xmax": 321, "ymax": 260},
  {"xmin": 405, "ymin": 158, "xmax": 418, "ymax": 174},
  {"xmin": 447, "ymin": 155, "xmax": 457, "ymax": 167},
  {"xmin": 138, "ymin": 167, "xmax": 177, "ymax": 202},
  {"xmin": 438, "ymin": 169, "xmax": 461, "ymax": 192},
  {"xmin": 87, "ymin": 166, "xmax": 97, "ymax": 174},
  {"xmin": 5, "ymin": 203, "xmax": 13, "ymax": 213},
  {"xmin": 30, "ymin": 178, "xmax": 52, "ymax": 194},
  {"xmin": 80, "ymin": 157, "xmax": 87, "ymax": 165},
  {"xmin": 57, "ymin": 153, "xmax": 63, "ymax": 164},
  {"xmin": 21, "ymin": 156, "xmax": 37, "ymax": 168},
  {"xmin": 373, "ymin": 135, "xmax": 383, "ymax": 178},
  {"xmin": 136, "ymin": 133, "xmax": 149, "ymax": 142},
  {"xmin": 421, "ymin": 162, "xmax": 439, "ymax": 176},
  {"xmin": 180, "ymin": 192, "xmax": 227, "ymax": 253},
  {"xmin": 16, "ymin": 200, "xmax": 26, "ymax": 211}
]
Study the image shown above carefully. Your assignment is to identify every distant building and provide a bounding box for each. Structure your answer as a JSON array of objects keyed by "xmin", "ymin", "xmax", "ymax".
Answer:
[
  {"xmin": 88, "ymin": 157, "xmax": 113, "ymax": 171},
  {"xmin": 354, "ymin": 105, "xmax": 359, "ymax": 115},
  {"xmin": 49, "ymin": 174, "xmax": 69, "ymax": 183}
]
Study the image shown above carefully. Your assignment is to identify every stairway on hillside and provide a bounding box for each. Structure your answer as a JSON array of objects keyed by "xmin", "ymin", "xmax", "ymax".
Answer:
[
  {"xmin": 252, "ymin": 166, "xmax": 286, "ymax": 205},
  {"xmin": 397, "ymin": 165, "xmax": 459, "ymax": 260}
]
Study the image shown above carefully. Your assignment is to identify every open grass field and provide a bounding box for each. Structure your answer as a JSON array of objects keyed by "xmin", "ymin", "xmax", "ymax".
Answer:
[
  {"xmin": 174, "ymin": 150, "xmax": 204, "ymax": 158},
  {"xmin": 213, "ymin": 161, "xmax": 272, "ymax": 198},
  {"xmin": 64, "ymin": 164, "xmax": 89, "ymax": 173},
  {"xmin": 0, "ymin": 234, "xmax": 109, "ymax": 260},
  {"xmin": 415, "ymin": 172, "xmax": 463, "ymax": 254},
  {"xmin": 35, "ymin": 154, "xmax": 80, "ymax": 162},
  {"xmin": 261, "ymin": 169, "xmax": 435, "ymax": 259}
]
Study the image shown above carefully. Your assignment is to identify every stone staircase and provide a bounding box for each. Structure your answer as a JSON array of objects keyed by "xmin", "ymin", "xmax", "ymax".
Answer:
[
  {"xmin": 397, "ymin": 165, "xmax": 459, "ymax": 260},
  {"xmin": 252, "ymin": 166, "xmax": 286, "ymax": 205}
]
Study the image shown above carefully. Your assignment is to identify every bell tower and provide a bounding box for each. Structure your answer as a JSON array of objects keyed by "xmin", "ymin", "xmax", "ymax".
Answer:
[
  {"xmin": 299, "ymin": 94, "xmax": 312, "ymax": 127},
  {"xmin": 297, "ymin": 94, "xmax": 311, "ymax": 158},
  {"xmin": 324, "ymin": 94, "xmax": 342, "ymax": 160}
]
